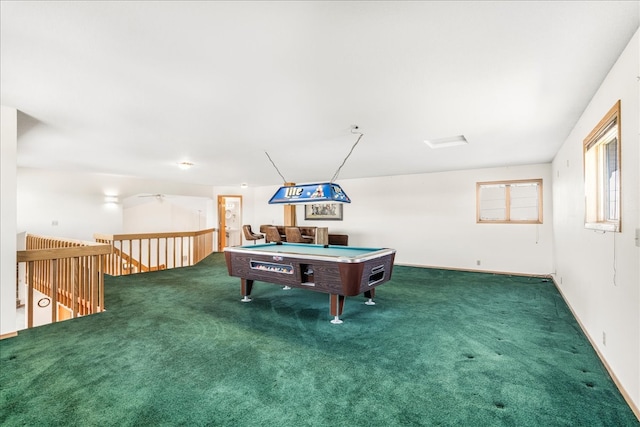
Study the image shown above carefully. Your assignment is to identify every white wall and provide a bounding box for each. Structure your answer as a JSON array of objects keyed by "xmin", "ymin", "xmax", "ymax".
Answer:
[
  {"xmin": 552, "ymin": 30, "xmax": 639, "ymax": 410},
  {"xmin": 17, "ymin": 168, "xmax": 215, "ymax": 241},
  {"xmin": 17, "ymin": 179, "xmax": 123, "ymax": 241},
  {"xmin": 1, "ymin": 106, "xmax": 18, "ymax": 337},
  {"xmin": 252, "ymin": 163, "xmax": 554, "ymax": 276},
  {"xmin": 123, "ymin": 197, "xmax": 209, "ymax": 233}
]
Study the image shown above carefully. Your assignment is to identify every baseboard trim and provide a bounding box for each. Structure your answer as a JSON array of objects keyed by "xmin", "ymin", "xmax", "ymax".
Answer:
[
  {"xmin": 395, "ymin": 262, "xmax": 551, "ymax": 279},
  {"xmin": 0, "ymin": 331, "xmax": 18, "ymax": 340},
  {"xmin": 549, "ymin": 277, "xmax": 640, "ymax": 422}
]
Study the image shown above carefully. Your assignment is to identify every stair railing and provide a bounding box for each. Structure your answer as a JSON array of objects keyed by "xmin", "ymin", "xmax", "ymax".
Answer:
[
  {"xmin": 17, "ymin": 234, "xmax": 112, "ymax": 328},
  {"xmin": 94, "ymin": 228, "xmax": 217, "ymax": 276}
]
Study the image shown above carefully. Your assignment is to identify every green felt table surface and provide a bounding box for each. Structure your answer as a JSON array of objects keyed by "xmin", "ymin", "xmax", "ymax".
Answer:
[{"xmin": 231, "ymin": 242, "xmax": 388, "ymax": 259}]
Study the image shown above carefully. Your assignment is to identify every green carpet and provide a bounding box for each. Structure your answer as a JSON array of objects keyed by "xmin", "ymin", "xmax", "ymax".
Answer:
[{"xmin": 1, "ymin": 253, "xmax": 637, "ymax": 426}]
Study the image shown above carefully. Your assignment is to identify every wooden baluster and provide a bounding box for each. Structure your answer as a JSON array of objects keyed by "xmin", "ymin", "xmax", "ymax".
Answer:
[
  {"xmin": 91, "ymin": 255, "xmax": 98, "ymax": 313},
  {"xmin": 99, "ymin": 254, "xmax": 105, "ymax": 311},
  {"xmin": 27, "ymin": 261, "xmax": 34, "ymax": 329},
  {"xmin": 51, "ymin": 259, "xmax": 58, "ymax": 323},
  {"xmin": 164, "ymin": 237, "xmax": 168, "ymax": 270},
  {"xmin": 72, "ymin": 257, "xmax": 79, "ymax": 318}
]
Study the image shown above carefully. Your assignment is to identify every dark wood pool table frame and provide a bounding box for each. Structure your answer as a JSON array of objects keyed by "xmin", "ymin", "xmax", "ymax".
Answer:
[{"xmin": 224, "ymin": 243, "xmax": 396, "ymax": 324}]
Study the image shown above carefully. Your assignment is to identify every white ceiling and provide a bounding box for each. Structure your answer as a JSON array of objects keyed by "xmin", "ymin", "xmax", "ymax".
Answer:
[{"xmin": 2, "ymin": 1, "xmax": 638, "ymax": 191}]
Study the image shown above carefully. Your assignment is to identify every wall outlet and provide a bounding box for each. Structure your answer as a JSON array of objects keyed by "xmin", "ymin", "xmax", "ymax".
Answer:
[
  {"xmin": 602, "ymin": 331, "xmax": 606, "ymax": 346},
  {"xmin": 476, "ymin": 260, "xmax": 481, "ymax": 266},
  {"xmin": 182, "ymin": 255, "xmax": 188, "ymax": 262},
  {"xmin": 51, "ymin": 220, "xmax": 58, "ymax": 226},
  {"xmin": 635, "ymin": 228, "xmax": 640, "ymax": 247}
]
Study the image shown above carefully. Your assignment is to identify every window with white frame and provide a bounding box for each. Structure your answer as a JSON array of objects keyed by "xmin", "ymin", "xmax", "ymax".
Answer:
[
  {"xmin": 476, "ymin": 179, "xmax": 543, "ymax": 224},
  {"xmin": 584, "ymin": 100, "xmax": 621, "ymax": 232}
]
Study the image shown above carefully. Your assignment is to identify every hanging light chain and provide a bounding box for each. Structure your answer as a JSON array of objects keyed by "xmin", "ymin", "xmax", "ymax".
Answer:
[
  {"xmin": 330, "ymin": 127, "xmax": 364, "ymax": 183},
  {"xmin": 264, "ymin": 151, "xmax": 288, "ymax": 183}
]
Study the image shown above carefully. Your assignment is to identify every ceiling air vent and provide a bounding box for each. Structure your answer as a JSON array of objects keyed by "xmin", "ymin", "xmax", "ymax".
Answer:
[{"xmin": 424, "ymin": 135, "xmax": 468, "ymax": 149}]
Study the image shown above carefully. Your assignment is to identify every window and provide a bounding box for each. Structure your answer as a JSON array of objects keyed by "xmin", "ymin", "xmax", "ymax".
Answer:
[
  {"xmin": 476, "ymin": 179, "xmax": 543, "ymax": 224},
  {"xmin": 584, "ymin": 100, "xmax": 621, "ymax": 232}
]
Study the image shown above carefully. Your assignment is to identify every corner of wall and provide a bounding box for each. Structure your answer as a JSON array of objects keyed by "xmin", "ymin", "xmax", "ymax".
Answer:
[{"xmin": 1, "ymin": 106, "xmax": 18, "ymax": 336}]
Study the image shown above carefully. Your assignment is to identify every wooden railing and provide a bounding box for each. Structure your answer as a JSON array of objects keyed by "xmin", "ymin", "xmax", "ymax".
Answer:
[
  {"xmin": 17, "ymin": 235, "xmax": 112, "ymax": 328},
  {"xmin": 94, "ymin": 228, "xmax": 217, "ymax": 276}
]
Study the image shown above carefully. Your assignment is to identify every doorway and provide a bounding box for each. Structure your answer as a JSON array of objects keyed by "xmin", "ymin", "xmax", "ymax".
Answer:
[{"xmin": 217, "ymin": 195, "xmax": 242, "ymax": 251}]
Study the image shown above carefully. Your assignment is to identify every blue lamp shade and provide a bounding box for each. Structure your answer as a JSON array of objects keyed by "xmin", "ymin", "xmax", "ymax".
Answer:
[{"xmin": 268, "ymin": 182, "xmax": 351, "ymax": 204}]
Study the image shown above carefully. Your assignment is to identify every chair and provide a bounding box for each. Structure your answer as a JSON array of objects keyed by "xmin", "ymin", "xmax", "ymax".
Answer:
[
  {"xmin": 328, "ymin": 234, "xmax": 349, "ymax": 246},
  {"xmin": 264, "ymin": 226, "xmax": 283, "ymax": 243},
  {"xmin": 285, "ymin": 227, "xmax": 314, "ymax": 244},
  {"xmin": 242, "ymin": 225, "xmax": 264, "ymax": 244}
]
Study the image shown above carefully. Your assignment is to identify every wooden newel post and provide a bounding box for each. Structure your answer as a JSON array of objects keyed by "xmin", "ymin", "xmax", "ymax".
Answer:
[{"xmin": 284, "ymin": 182, "xmax": 297, "ymax": 227}]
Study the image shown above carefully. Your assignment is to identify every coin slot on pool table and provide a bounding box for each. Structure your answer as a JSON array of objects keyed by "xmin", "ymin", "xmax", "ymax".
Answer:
[
  {"xmin": 300, "ymin": 264, "xmax": 315, "ymax": 286},
  {"xmin": 368, "ymin": 265, "xmax": 385, "ymax": 286},
  {"xmin": 250, "ymin": 260, "xmax": 294, "ymax": 275}
]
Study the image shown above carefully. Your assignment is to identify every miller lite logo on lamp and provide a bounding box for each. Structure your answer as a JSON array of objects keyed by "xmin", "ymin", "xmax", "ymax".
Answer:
[{"xmin": 269, "ymin": 182, "xmax": 351, "ymax": 204}]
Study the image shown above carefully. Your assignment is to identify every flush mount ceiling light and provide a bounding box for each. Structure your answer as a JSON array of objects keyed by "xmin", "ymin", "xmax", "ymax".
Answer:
[
  {"xmin": 424, "ymin": 135, "xmax": 468, "ymax": 149},
  {"xmin": 178, "ymin": 161, "xmax": 194, "ymax": 170}
]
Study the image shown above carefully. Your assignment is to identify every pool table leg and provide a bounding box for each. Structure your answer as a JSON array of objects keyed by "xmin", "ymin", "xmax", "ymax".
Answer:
[
  {"xmin": 241, "ymin": 279, "xmax": 253, "ymax": 303},
  {"xmin": 330, "ymin": 294, "xmax": 345, "ymax": 324},
  {"xmin": 364, "ymin": 289, "xmax": 376, "ymax": 306}
]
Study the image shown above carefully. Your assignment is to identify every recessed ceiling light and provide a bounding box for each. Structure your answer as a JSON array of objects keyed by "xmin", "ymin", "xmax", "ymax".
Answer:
[
  {"xmin": 178, "ymin": 161, "xmax": 194, "ymax": 170},
  {"xmin": 240, "ymin": 183, "xmax": 248, "ymax": 189},
  {"xmin": 424, "ymin": 135, "xmax": 468, "ymax": 149}
]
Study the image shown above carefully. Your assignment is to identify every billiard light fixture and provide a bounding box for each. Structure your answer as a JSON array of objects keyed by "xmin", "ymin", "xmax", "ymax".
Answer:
[
  {"xmin": 268, "ymin": 182, "xmax": 351, "ymax": 204},
  {"xmin": 267, "ymin": 126, "xmax": 362, "ymax": 205}
]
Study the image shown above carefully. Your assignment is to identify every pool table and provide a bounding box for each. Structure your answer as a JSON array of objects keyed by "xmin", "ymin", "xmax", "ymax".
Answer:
[{"xmin": 224, "ymin": 242, "xmax": 396, "ymax": 324}]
